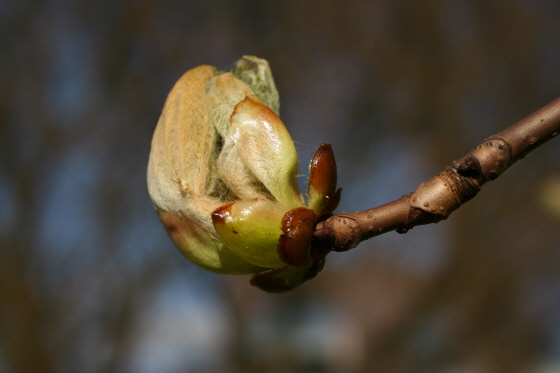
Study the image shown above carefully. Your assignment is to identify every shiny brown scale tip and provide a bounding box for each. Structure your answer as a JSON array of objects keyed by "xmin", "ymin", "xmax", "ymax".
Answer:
[{"xmin": 276, "ymin": 207, "xmax": 318, "ymax": 267}]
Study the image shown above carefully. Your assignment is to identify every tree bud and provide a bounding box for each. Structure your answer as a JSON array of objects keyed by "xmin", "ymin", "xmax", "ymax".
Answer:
[{"xmin": 147, "ymin": 56, "xmax": 341, "ymax": 292}]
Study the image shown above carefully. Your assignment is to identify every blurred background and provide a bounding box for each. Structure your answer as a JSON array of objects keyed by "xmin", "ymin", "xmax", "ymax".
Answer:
[{"xmin": 2, "ymin": 0, "xmax": 560, "ymax": 372}]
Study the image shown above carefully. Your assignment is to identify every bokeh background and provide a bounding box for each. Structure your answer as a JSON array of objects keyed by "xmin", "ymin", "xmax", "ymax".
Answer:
[{"xmin": 2, "ymin": 1, "xmax": 560, "ymax": 372}]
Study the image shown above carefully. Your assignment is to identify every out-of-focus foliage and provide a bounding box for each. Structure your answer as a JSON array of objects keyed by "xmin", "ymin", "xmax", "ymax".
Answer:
[{"xmin": 1, "ymin": 1, "xmax": 560, "ymax": 372}]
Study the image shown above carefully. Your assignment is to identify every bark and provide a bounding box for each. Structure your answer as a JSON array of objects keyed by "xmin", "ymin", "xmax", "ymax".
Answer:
[{"xmin": 316, "ymin": 97, "xmax": 560, "ymax": 252}]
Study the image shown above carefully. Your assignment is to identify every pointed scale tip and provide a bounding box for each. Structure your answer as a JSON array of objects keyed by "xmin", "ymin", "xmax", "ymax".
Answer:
[
  {"xmin": 211, "ymin": 202, "xmax": 234, "ymax": 226},
  {"xmin": 307, "ymin": 144, "xmax": 339, "ymax": 215},
  {"xmin": 309, "ymin": 144, "xmax": 337, "ymax": 197}
]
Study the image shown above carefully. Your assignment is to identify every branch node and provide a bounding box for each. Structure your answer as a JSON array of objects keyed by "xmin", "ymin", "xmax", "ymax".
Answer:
[
  {"xmin": 313, "ymin": 221, "xmax": 334, "ymax": 243},
  {"xmin": 457, "ymin": 156, "xmax": 481, "ymax": 178},
  {"xmin": 410, "ymin": 166, "xmax": 479, "ymax": 220},
  {"xmin": 330, "ymin": 215, "xmax": 362, "ymax": 252},
  {"xmin": 470, "ymin": 137, "xmax": 512, "ymax": 181}
]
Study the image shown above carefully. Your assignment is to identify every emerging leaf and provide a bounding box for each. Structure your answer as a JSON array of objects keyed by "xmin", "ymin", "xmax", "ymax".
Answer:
[
  {"xmin": 212, "ymin": 199, "xmax": 294, "ymax": 268},
  {"xmin": 230, "ymin": 97, "xmax": 303, "ymax": 205},
  {"xmin": 158, "ymin": 210, "xmax": 263, "ymax": 275}
]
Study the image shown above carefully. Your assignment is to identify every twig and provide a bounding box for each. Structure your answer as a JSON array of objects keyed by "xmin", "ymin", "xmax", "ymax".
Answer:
[{"xmin": 315, "ymin": 97, "xmax": 560, "ymax": 252}]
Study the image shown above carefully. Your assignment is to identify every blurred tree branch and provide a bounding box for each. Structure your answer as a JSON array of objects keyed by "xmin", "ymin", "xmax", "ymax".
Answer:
[{"xmin": 318, "ymin": 97, "xmax": 560, "ymax": 251}]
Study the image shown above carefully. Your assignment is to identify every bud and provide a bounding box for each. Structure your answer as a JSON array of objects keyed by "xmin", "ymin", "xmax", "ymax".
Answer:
[{"xmin": 147, "ymin": 56, "xmax": 341, "ymax": 292}]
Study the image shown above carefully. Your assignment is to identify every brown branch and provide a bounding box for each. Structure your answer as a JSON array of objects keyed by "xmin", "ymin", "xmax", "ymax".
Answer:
[{"xmin": 316, "ymin": 97, "xmax": 560, "ymax": 252}]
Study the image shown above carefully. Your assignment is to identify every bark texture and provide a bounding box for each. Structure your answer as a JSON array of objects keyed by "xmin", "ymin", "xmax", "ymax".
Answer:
[{"xmin": 318, "ymin": 97, "xmax": 560, "ymax": 251}]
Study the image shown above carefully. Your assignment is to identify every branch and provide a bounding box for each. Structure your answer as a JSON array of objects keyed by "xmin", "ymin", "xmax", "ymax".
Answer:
[{"xmin": 316, "ymin": 97, "xmax": 560, "ymax": 252}]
